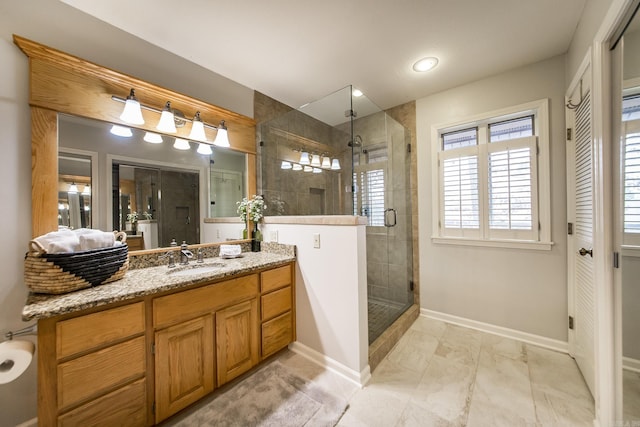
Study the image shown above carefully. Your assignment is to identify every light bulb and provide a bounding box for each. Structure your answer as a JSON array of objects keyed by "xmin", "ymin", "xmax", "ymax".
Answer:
[
  {"xmin": 119, "ymin": 89, "xmax": 144, "ymax": 125},
  {"xmin": 213, "ymin": 121, "xmax": 230, "ymax": 147},
  {"xmin": 110, "ymin": 124, "xmax": 132, "ymax": 137},
  {"xmin": 157, "ymin": 101, "xmax": 177, "ymax": 133},
  {"xmin": 173, "ymin": 138, "xmax": 190, "ymax": 150},
  {"xmin": 144, "ymin": 132, "xmax": 163, "ymax": 144},
  {"xmin": 197, "ymin": 143, "xmax": 213, "ymax": 155}
]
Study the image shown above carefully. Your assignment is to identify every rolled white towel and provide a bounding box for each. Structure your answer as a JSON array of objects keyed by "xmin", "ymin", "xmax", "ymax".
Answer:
[
  {"xmin": 219, "ymin": 244, "xmax": 242, "ymax": 257},
  {"xmin": 79, "ymin": 231, "xmax": 116, "ymax": 251},
  {"xmin": 47, "ymin": 236, "xmax": 81, "ymax": 253}
]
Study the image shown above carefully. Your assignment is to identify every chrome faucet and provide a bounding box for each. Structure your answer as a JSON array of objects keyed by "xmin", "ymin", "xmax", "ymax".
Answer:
[
  {"xmin": 180, "ymin": 241, "xmax": 194, "ymax": 265},
  {"xmin": 196, "ymin": 248, "xmax": 204, "ymax": 263},
  {"xmin": 160, "ymin": 251, "xmax": 176, "ymax": 268}
]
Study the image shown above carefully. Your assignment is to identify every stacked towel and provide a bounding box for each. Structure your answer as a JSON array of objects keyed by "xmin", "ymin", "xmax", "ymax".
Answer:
[
  {"xmin": 34, "ymin": 229, "xmax": 118, "ymax": 254},
  {"xmin": 219, "ymin": 244, "xmax": 242, "ymax": 257}
]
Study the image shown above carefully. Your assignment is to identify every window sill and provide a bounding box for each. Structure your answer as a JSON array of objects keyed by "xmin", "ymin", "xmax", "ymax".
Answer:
[
  {"xmin": 621, "ymin": 245, "xmax": 640, "ymax": 257},
  {"xmin": 431, "ymin": 236, "xmax": 554, "ymax": 251}
]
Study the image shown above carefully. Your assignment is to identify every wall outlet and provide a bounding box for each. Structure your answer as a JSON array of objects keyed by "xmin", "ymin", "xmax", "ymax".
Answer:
[
  {"xmin": 216, "ymin": 229, "xmax": 221, "ymax": 239},
  {"xmin": 313, "ymin": 233, "xmax": 320, "ymax": 249}
]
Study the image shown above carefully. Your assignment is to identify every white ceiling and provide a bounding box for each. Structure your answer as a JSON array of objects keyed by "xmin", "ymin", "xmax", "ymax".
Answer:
[{"xmin": 59, "ymin": 0, "xmax": 586, "ymax": 111}]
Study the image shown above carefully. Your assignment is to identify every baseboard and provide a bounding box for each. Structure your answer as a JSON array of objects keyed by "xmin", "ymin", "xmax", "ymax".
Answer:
[
  {"xmin": 623, "ymin": 356, "xmax": 640, "ymax": 373},
  {"xmin": 15, "ymin": 418, "xmax": 37, "ymax": 427},
  {"xmin": 288, "ymin": 341, "xmax": 371, "ymax": 387},
  {"xmin": 421, "ymin": 309, "xmax": 569, "ymax": 354}
]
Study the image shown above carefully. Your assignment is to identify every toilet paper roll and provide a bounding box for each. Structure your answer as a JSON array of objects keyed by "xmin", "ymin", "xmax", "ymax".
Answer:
[{"xmin": 0, "ymin": 340, "xmax": 35, "ymax": 384}]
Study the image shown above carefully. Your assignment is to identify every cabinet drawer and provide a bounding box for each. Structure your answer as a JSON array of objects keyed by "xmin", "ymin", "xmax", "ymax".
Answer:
[
  {"xmin": 57, "ymin": 336, "xmax": 145, "ymax": 411},
  {"xmin": 58, "ymin": 378, "xmax": 146, "ymax": 427},
  {"xmin": 261, "ymin": 286, "xmax": 292, "ymax": 321},
  {"xmin": 262, "ymin": 311, "xmax": 293, "ymax": 358},
  {"xmin": 261, "ymin": 264, "xmax": 291, "ymax": 293},
  {"xmin": 154, "ymin": 274, "xmax": 258, "ymax": 329},
  {"xmin": 56, "ymin": 302, "xmax": 145, "ymax": 359}
]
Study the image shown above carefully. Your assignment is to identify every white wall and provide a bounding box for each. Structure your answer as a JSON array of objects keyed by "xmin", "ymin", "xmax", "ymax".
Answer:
[
  {"xmin": 417, "ymin": 55, "xmax": 569, "ymax": 341},
  {"xmin": 0, "ymin": 0, "xmax": 254, "ymax": 424}
]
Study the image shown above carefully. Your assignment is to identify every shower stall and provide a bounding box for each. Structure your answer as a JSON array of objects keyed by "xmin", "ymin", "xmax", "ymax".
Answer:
[{"xmin": 258, "ymin": 86, "xmax": 414, "ymax": 344}]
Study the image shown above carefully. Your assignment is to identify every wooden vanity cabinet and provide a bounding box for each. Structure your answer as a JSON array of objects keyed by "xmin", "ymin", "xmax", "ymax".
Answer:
[{"xmin": 260, "ymin": 264, "xmax": 295, "ymax": 359}]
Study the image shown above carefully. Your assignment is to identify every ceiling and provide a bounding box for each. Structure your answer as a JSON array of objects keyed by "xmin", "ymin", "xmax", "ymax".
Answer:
[{"xmin": 59, "ymin": 0, "xmax": 586, "ymax": 111}]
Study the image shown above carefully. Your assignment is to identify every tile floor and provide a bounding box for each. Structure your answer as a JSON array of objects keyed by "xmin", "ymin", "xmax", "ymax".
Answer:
[{"xmin": 337, "ymin": 316, "xmax": 595, "ymax": 427}]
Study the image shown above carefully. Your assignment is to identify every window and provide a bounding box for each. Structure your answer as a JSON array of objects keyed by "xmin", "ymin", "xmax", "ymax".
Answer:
[
  {"xmin": 623, "ymin": 94, "xmax": 640, "ymax": 246},
  {"xmin": 354, "ymin": 144, "xmax": 387, "ymax": 226},
  {"xmin": 431, "ymin": 99, "xmax": 551, "ymax": 249}
]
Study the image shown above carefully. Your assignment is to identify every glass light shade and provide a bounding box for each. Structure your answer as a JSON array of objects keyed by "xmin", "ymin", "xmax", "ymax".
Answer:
[
  {"xmin": 321, "ymin": 156, "xmax": 331, "ymax": 168},
  {"xmin": 281, "ymin": 161, "xmax": 292, "ymax": 169},
  {"xmin": 310, "ymin": 155, "xmax": 321, "ymax": 167},
  {"xmin": 292, "ymin": 163, "xmax": 303, "ymax": 171},
  {"xmin": 197, "ymin": 143, "xmax": 213, "ymax": 155},
  {"xmin": 82, "ymin": 185, "xmax": 91, "ymax": 196},
  {"xmin": 303, "ymin": 165, "xmax": 313, "ymax": 172},
  {"xmin": 173, "ymin": 138, "xmax": 190, "ymax": 150},
  {"xmin": 413, "ymin": 56, "xmax": 439, "ymax": 72},
  {"xmin": 331, "ymin": 158, "xmax": 341, "ymax": 170},
  {"xmin": 110, "ymin": 124, "xmax": 132, "ymax": 137},
  {"xmin": 299, "ymin": 151, "xmax": 310, "ymax": 165},
  {"xmin": 84, "ymin": 205, "xmax": 91, "ymax": 211},
  {"xmin": 157, "ymin": 102, "xmax": 177, "ymax": 133},
  {"xmin": 119, "ymin": 90, "xmax": 144, "ymax": 125},
  {"xmin": 312, "ymin": 167, "xmax": 322, "ymax": 174},
  {"xmin": 143, "ymin": 132, "xmax": 163, "ymax": 144},
  {"xmin": 68, "ymin": 183, "xmax": 78, "ymax": 193},
  {"xmin": 58, "ymin": 203, "xmax": 65, "ymax": 210},
  {"xmin": 188, "ymin": 112, "xmax": 207, "ymax": 142},
  {"xmin": 213, "ymin": 121, "xmax": 230, "ymax": 147}
]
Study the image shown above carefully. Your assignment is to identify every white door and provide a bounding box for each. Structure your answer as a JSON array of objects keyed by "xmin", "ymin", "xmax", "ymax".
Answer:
[{"xmin": 567, "ymin": 67, "xmax": 596, "ymax": 396}]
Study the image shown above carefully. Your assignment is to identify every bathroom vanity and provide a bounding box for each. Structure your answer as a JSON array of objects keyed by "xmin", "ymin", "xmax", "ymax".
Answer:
[{"xmin": 22, "ymin": 250, "xmax": 296, "ymax": 426}]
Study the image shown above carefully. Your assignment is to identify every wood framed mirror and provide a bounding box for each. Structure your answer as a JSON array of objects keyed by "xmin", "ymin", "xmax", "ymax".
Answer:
[{"xmin": 14, "ymin": 35, "xmax": 257, "ymax": 253}]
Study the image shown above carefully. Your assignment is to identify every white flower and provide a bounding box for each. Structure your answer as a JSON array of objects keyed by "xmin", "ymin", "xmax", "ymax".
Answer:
[{"xmin": 237, "ymin": 195, "xmax": 267, "ymax": 223}]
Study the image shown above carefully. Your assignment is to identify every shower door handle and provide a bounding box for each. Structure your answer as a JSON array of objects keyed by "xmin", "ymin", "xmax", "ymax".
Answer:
[{"xmin": 384, "ymin": 208, "xmax": 397, "ymax": 227}]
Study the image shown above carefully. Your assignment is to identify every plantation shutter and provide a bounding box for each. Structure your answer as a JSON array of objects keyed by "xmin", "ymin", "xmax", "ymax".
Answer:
[
  {"xmin": 439, "ymin": 146, "xmax": 480, "ymax": 237},
  {"xmin": 623, "ymin": 119, "xmax": 640, "ymax": 244}
]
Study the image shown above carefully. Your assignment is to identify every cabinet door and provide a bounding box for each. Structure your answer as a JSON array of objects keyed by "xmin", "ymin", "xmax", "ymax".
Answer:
[
  {"xmin": 155, "ymin": 315, "xmax": 214, "ymax": 423},
  {"xmin": 216, "ymin": 299, "xmax": 259, "ymax": 386}
]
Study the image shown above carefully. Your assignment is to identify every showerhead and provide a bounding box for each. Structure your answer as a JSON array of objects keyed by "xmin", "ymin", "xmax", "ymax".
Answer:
[{"xmin": 348, "ymin": 135, "xmax": 363, "ymax": 147}]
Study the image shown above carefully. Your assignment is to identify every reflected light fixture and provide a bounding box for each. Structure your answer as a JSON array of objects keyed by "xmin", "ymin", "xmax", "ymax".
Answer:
[
  {"xmin": 157, "ymin": 101, "xmax": 177, "ymax": 133},
  {"xmin": 173, "ymin": 138, "xmax": 190, "ymax": 150},
  {"xmin": 292, "ymin": 163, "xmax": 303, "ymax": 171},
  {"xmin": 310, "ymin": 154, "xmax": 321, "ymax": 167},
  {"xmin": 213, "ymin": 121, "xmax": 230, "ymax": 147},
  {"xmin": 143, "ymin": 132, "xmax": 163, "ymax": 144},
  {"xmin": 299, "ymin": 151, "xmax": 310, "ymax": 165},
  {"xmin": 68, "ymin": 182, "xmax": 78, "ymax": 193},
  {"xmin": 331, "ymin": 159, "xmax": 341, "ymax": 170},
  {"xmin": 312, "ymin": 167, "xmax": 322, "ymax": 174},
  {"xmin": 119, "ymin": 89, "xmax": 145, "ymax": 125},
  {"xmin": 196, "ymin": 143, "xmax": 213, "ymax": 155},
  {"xmin": 110, "ymin": 124, "xmax": 133, "ymax": 137},
  {"xmin": 412, "ymin": 56, "xmax": 439, "ymax": 72},
  {"xmin": 321, "ymin": 156, "xmax": 331, "ymax": 168},
  {"xmin": 82, "ymin": 185, "xmax": 91, "ymax": 196},
  {"xmin": 352, "ymin": 88, "xmax": 363, "ymax": 97},
  {"xmin": 188, "ymin": 112, "xmax": 207, "ymax": 142},
  {"xmin": 281, "ymin": 161, "xmax": 292, "ymax": 170},
  {"xmin": 303, "ymin": 165, "xmax": 313, "ymax": 172}
]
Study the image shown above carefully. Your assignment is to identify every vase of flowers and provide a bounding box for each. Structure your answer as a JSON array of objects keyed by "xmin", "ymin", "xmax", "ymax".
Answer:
[{"xmin": 237, "ymin": 195, "xmax": 267, "ymax": 251}]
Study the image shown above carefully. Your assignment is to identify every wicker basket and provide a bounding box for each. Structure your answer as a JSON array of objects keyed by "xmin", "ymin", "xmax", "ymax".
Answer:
[{"xmin": 24, "ymin": 231, "xmax": 129, "ymax": 294}]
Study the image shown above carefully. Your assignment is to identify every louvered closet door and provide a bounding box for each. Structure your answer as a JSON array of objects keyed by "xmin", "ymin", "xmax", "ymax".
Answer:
[{"xmin": 568, "ymin": 82, "xmax": 595, "ymax": 396}]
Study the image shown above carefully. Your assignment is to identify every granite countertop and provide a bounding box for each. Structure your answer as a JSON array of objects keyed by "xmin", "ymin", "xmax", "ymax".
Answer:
[{"xmin": 22, "ymin": 250, "xmax": 295, "ymax": 321}]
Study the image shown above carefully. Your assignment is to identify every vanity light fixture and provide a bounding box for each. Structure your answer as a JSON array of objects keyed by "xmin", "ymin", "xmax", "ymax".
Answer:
[
  {"xmin": 196, "ymin": 143, "xmax": 213, "ymax": 155},
  {"xmin": 303, "ymin": 165, "xmax": 313, "ymax": 173},
  {"xmin": 321, "ymin": 156, "xmax": 331, "ymax": 168},
  {"xmin": 310, "ymin": 154, "xmax": 321, "ymax": 167},
  {"xmin": 173, "ymin": 138, "xmax": 190, "ymax": 150},
  {"xmin": 292, "ymin": 163, "xmax": 303, "ymax": 171},
  {"xmin": 119, "ymin": 89, "xmax": 145, "ymax": 125},
  {"xmin": 188, "ymin": 112, "xmax": 207, "ymax": 142},
  {"xmin": 213, "ymin": 121, "xmax": 230, "ymax": 148},
  {"xmin": 110, "ymin": 124, "xmax": 133, "ymax": 137},
  {"xmin": 312, "ymin": 167, "xmax": 322, "ymax": 174},
  {"xmin": 68, "ymin": 182, "xmax": 78, "ymax": 194},
  {"xmin": 143, "ymin": 131, "xmax": 163, "ymax": 144},
  {"xmin": 299, "ymin": 151, "xmax": 310, "ymax": 165},
  {"xmin": 412, "ymin": 56, "xmax": 439, "ymax": 72},
  {"xmin": 331, "ymin": 158, "xmax": 341, "ymax": 170},
  {"xmin": 157, "ymin": 101, "xmax": 178, "ymax": 133},
  {"xmin": 281, "ymin": 161, "xmax": 292, "ymax": 170}
]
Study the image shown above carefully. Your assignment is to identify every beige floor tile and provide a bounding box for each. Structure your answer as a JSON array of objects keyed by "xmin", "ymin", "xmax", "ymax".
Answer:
[
  {"xmin": 336, "ymin": 387, "xmax": 407, "ymax": 427},
  {"xmin": 386, "ymin": 328, "xmax": 440, "ymax": 374},
  {"xmin": 481, "ymin": 334, "xmax": 527, "ymax": 362},
  {"xmin": 531, "ymin": 387, "xmax": 594, "ymax": 426},
  {"xmin": 367, "ymin": 357, "xmax": 423, "ymax": 399},
  {"xmin": 409, "ymin": 354, "xmax": 476, "ymax": 425},
  {"xmin": 623, "ymin": 369, "xmax": 640, "ymax": 422},
  {"xmin": 397, "ymin": 401, "xmax": 456, "ymax": 427},
  {"xmin": 434, "ymin": 324, "xmax": 483, "ymax": 367},
  {"xmin": 409, "ymin": 316, "xmax": 447, "ymax": 339}
]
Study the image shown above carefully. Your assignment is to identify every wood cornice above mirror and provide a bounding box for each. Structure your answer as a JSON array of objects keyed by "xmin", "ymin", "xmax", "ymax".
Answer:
[{"xmin": 15, "ymin": 34, "xmax": 257, "ymax": 238}]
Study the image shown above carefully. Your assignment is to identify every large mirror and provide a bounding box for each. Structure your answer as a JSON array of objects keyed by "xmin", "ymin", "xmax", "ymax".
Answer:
[
  {"xmin": 614, "ymin": 4, "xmax": 640, "ymax": 423},
  {"xmin": 58, "ymin": 114, "xmax": 248, "ymax": 251}
]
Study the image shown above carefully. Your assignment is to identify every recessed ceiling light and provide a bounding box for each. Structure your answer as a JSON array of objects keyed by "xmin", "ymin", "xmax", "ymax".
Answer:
[
  {"xmin": 413, "ymin": 57, "xmax": 439, "ymax": 72},
  {"xmin": 352, "ymin": 89, "xmax": 363, "ymax": 97}
]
